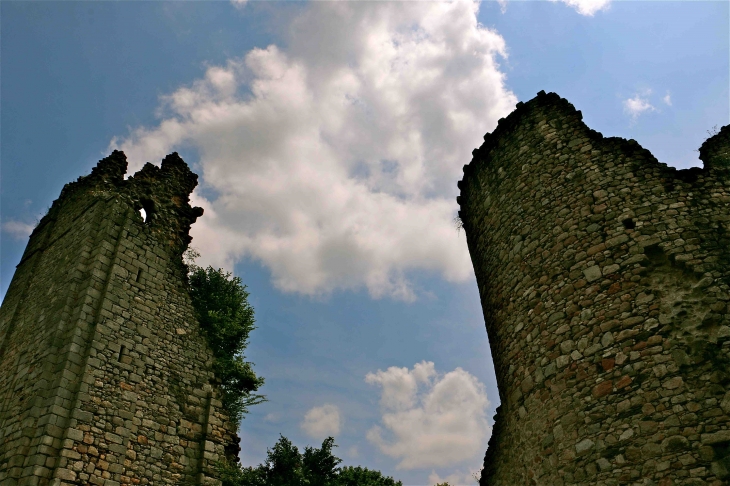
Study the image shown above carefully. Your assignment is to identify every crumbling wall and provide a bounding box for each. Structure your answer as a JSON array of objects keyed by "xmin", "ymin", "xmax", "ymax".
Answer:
[
  {"xmin": 0, "ymin": 151, "xmax": 236, "ymax": 485},
  {"xmin": 458, "ymin": 91, "xmax": 730, "ymax": 485}
]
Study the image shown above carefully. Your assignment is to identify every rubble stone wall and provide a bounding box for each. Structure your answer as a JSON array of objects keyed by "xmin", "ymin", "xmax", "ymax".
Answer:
[
  {"xmin": 0, "ymin": 151, "xmax": 236, "ymax": 486},
  {"xmin": 458, "ymin": 91, "xmax": 730, "ymax": 486}
]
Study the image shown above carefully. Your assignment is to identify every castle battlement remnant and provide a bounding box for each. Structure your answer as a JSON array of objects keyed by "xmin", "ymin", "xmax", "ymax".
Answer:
[
  {"xmin": 0, "ymin": 151, "xmax": 237, "ymax": 485},
  {"xmin": 458, "ymin": 92, "xmax": 730, "ymax": 485}
]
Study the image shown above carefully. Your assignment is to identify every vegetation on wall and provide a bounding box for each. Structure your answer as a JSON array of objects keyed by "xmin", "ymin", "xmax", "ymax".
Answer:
[
  {"xmin": 217, "ymin": 435, "xmax": 404, "ymax": 486},
  {"xmin": 185, "ymin": 250, "xmax": 266, "ymax": 427}
]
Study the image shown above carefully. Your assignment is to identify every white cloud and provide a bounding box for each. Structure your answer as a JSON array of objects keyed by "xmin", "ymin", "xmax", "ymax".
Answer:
[
  {"xmin": 263, "ymin": 413, "xmax": 279, "ymax": 423},
  {"xmin": 301, "ymin": 404, "xmax": 342, "ymax": 439},
  {"xmin": 623, "ymin": 93, "xmax": 656, "ymax": 123},
  {"xmin": 346, "ymin": 446, "xmax": 359, "ymax": 459},
  {"xmin": 663, "ymin": 91, "xmax": 672, "ymax": 106},
  {"xmin": 365, "ymin": 361, "xmax": 490, "ymax": 470},
  {"xmin": 2, "ymin": 219, "xmax": 35, "ymax": 240},
  {"xmin": 110, "ymin": 0, "xmax": 517, "ymax": 301},
  {"xmin": 551, "ymin": 0, "xmax": 612, "ymax": 16},
  {"xmin": 230, "ymin": 0, "xmax": 247, "ymax": 10},
  {"xmin": 366, "ymin": 361, "xmax": 436, "ymax": 411}
]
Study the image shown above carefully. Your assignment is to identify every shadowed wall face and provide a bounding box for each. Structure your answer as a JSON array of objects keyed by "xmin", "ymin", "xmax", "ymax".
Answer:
[
  {"xmin": 458, "ymin": 92, "xmax": 730, "ymax": 486},
  {"xmin": 0, "ymin": 152, "xmax": 236, "ymax": 486}
]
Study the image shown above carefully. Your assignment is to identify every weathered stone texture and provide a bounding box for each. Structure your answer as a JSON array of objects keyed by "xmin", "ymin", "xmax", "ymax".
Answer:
[
  {"xmin": 0, "ymin": 151, "xmax": 236, "ymax": 485},
  {"xmin": 458, "ymin": 91, "xmax": 730, "ymax": 486}
]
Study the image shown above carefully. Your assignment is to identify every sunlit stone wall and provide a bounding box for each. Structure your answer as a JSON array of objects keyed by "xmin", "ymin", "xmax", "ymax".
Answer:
[
  {"xmin": 0, "ymin": 152, "xmax": 236, "ymax": 486},
  {"xmin": 458, "ymin": 91, "xmax": 730, "ymax": 486}
]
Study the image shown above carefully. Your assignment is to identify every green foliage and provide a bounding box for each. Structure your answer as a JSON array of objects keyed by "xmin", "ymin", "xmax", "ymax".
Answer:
[
  {"xmin": 337, "ymin": 466, "xmax": 403, "ymax": 486},
  {"xmin": 220, "ymin": 435, "xmax": 402, "ymax": 486},
  {"xmin": 302, "ymin": 437, "xmax": 342, "ymax": 486},
  {"xmin": 186, "ymin": 251, "xmax": 265, "ymax": 427},
  {"xmin": 215, "ymin": 460, "xmax": 254, "ymax": 486},
  {"xmin": 263, "ymin": 435, "xmax": 310, "ymax": 486}
]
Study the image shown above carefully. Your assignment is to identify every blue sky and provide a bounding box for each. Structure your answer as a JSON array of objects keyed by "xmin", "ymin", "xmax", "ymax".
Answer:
[{"xmin": 1, "ymin": 1, "xmax": 727, "ymax": 484}]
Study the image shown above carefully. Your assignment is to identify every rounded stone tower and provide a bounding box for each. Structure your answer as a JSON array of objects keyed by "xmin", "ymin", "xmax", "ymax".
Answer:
[{"xmin": 458, "ymin": 91, "xmax": 730, "ymax": 485}]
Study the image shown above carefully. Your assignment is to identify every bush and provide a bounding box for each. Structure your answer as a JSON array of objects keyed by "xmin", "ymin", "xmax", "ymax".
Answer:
[{"xmin": 186, "ymin": 253, "xmax": 266, "ymax": 427}]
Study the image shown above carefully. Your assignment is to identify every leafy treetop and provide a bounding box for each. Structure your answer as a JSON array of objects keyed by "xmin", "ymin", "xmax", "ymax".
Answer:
[{"xmin": 217, "ymin": 435, "xmax": 403, "ymax": 486}]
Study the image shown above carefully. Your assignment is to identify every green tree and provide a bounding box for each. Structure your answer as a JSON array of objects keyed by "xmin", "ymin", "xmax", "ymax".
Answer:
[
  {"xmin": 337, "ymin": 466, "xmax": 403, "ymax": 486},
  {"xmin": 236, "ymin": 435, "xmax": 315, "ymax": 486},
  {"xmin": 186, "ymin": 252, "xmax": 266, "ymax": 427},
  {"xmin": 261, "ymin": 435, "xmax": 308, "ymax": 486},
  {"xmin": 225, "ymin": 435, "xmax": 402, "ymax": 486},
  {"xmin": 303, "ymin": 437, "xmax": 342, "ymax": 486}
]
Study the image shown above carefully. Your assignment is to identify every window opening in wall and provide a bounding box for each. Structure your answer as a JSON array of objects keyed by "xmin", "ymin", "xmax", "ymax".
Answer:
[
  {"xmin": 118, "ymin": 345, "xmax": 126, "ymax": 362},
  {"xmin": 135, "ymin": 268, "xmax": 142, "ymax": 282},
  {"xmin": 622, "ymin": 218, "xmax": 636, "ymax": 229},
  {"xmin": 139, "ymin": 198, "xmax": 155, "ymax": 224}
]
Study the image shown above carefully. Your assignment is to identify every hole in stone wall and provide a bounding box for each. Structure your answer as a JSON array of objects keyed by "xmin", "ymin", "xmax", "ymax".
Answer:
[
  {"xmin": 118, "ymin": 345, "xmax": 133, "ymax": 365},
  {"xmin": 644, "ymin": 244, "xmax": 667, "ymax": 265},
  {"xmin": 135, "ymin": 268, "xmax": 142, "ymax": 282},
  {"xmin": 139, "ymin": 199, "xmax": 155, "ymax": 224},
  {"xmin": 622, "ymin": 218, "xmax": 636, "ymax": 229}
]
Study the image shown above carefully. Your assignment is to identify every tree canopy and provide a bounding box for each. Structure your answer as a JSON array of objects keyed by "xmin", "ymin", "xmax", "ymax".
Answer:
[
  {"xmin": 186, "ymin": 255, "xmax": 266, "ymax": 426},
  {"xmin": 217, "ymin": 435, "xmax": 403, "ymax": 486}
]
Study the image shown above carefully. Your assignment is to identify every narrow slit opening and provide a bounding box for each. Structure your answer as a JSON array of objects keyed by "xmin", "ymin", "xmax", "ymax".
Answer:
[
  {"xmin": 118, "ymin": 345, "xmax": 126, "ymax": 362},
  {"xmin": 135, "ymin": 268, "xmax": 142, "ymax": 282}
]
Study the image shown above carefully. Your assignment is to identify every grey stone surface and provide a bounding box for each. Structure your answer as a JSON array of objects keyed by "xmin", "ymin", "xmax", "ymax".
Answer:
[
  {"xmin": 0, "ymin": 152, "xmax": 237, "ymax": 485},
  {"xmin": 458, "ymin": 92, "xmax": 730, "ymax": 486}
]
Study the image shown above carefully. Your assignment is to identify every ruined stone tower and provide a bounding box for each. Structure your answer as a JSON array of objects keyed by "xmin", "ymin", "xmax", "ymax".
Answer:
[
  {"xmin": 0, "ymin": 151, "xmax": 237, "ymax": 485},
  {"xmin": 458, "ymin": 92, "xmax": 730, "ymax": 485}
]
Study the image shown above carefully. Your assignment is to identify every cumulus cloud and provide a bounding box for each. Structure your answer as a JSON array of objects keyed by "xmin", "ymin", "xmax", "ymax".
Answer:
[
  {"xmin": 110, "ymin": 0, "xmax": 517, "ymax": 300},
  {"xmin": 2, "ymin": 219, "xmax": 35, "ymax": 240},
  {"xmin": 551, "ymin": 0, "xmax": 612, "ymax": 16},
  {"xmin": 301, "ymin": 404, "xmax": 342, "ymax": 439},
  {"xmin": 623, "ymin": 92, "xmax": 656, "ymax": 123},
  {"xmin": 365, "ymin": 361, "xmax": 490, "ymax": 470}
]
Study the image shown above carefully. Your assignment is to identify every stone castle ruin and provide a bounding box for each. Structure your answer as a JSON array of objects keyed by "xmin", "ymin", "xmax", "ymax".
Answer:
[
  {"xmin": 1, "ymin": 92, "xmax": 729, "ymax": 486},
  {"xmin": 459, "ymin": 91, "xmax": 730, "ymax": 485},
  {"xmin": 0, "ymin": 152, "xmax": 237, "ymax": 485}
]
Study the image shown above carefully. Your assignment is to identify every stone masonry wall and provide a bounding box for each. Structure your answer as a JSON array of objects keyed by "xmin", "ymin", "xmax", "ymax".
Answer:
[
  {"xmin": 458, "ymin": 91, "xmax": 730, "ymax": 485},
  {"xmin": 0, "ymin": 151, "xmax": 236, "ymax": 486}
]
